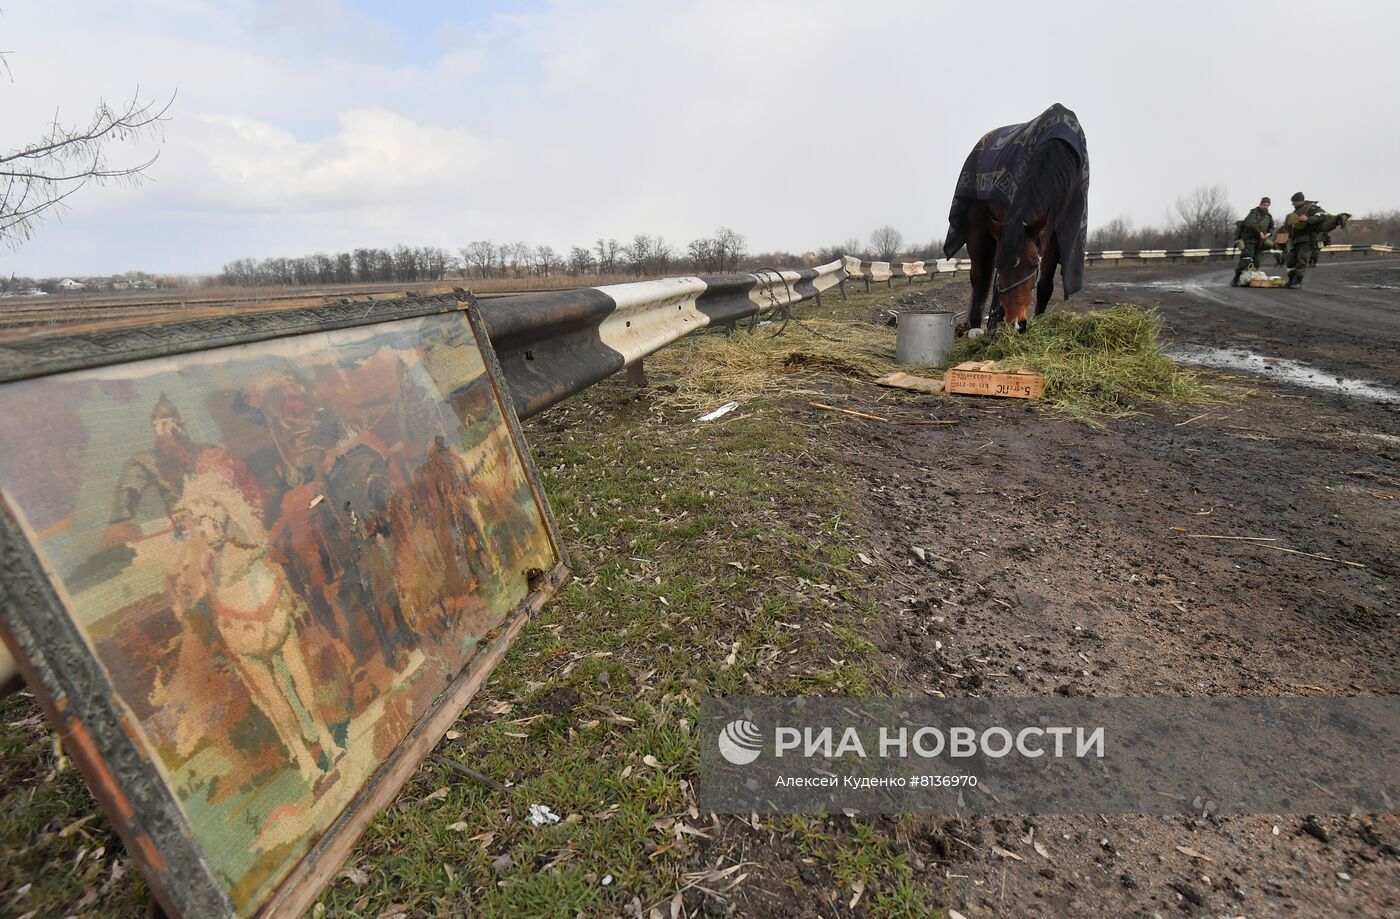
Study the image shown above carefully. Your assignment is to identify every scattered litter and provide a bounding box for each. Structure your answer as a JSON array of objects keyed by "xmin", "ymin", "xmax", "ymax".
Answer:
[
  {"xmin": 527, "ymin": 804, "xmax": 562, "ymax": 827},
  {"xmin": 848, "ymin": 879, "xmax": 865, "ymax": 908},
  {"xmin": 435, "ymin": 755, "xmax": 512, "ymax": 795},
  {"xmin": 338, "ymin": 866, "xmax": 370, "ymax": 888},
  {"xmin": 59, "ymin": 814, "xmax": 96, "ymax": 838},
  {"xmin": 1176, "ymin": 845, "xmax": 1213, "ymax": 862},
  {"xmin": 991, "ymin": 845, "xmax": 1023, "ymax": 861},
  {"xmin": 874, "ymin": 371, "xmax": 945, "ymax": 394},
  {"xmin": 1034, "ymin": 842, "xmax": 1051, "ymax": 860},
  {"xmin": 1252, "ymin": 543, "xmax": 1366, "ymax": 569},
  {"xmin": 696, "ymin": 401, "xmax": 740, "ymax": 422},
  {"xmin": 808, "ymin": 401, "xmax": 958, "ymax": 426},
  {"xmin": 601, "ymin": 874, "xmax": 614, "ymax": 886}
]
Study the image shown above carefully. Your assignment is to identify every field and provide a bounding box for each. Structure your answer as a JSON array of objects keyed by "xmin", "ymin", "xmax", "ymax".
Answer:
[
  {"xmin": 0, "ymin": 274, "xmax": 643, "ymax": 339},
  {"xmin": 2, "ymin": 257, "xmax": 1398, "ymax": 917}
]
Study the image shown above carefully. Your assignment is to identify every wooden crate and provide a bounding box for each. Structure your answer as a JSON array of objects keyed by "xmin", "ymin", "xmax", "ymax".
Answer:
[{"xmin": 945, "ymin": 361, "xmax": 1044, "ymax": 399}]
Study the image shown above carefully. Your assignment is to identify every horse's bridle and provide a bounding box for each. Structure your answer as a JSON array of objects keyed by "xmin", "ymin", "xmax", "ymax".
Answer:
[{"xmin": 995, "ymin": 260, "xmax": 1040, "ymax": 295}]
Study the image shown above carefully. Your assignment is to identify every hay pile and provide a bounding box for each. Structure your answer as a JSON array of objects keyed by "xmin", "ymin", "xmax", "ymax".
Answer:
[
  {"xmin": 943, "ymin": 304, "xmax": 1215, "ymax": 420},
  {"xmin": 643, "ymin": 305, "xmax": 1211, "ymax": 422},
  {"xmin": 644, "ymin": 319, "xmax": 900, "ymax": 412}
]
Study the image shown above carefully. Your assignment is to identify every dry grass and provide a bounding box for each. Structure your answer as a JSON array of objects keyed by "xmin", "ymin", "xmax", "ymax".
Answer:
[{"xmin": 644, "ymin": 319, "xmax": 904, "ymax": 413}]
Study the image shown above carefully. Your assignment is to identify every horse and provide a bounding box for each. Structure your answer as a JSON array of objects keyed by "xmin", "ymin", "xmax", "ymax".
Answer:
[{"xmin": 944, "ymin": 103, "xmax": 1089, "ymax": 333}]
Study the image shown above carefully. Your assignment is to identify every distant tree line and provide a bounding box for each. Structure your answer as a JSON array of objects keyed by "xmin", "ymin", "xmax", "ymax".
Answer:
[
  {"xmin": 809, "ymin": 226, "xmax": 945, "ymax": 266},
  {"xmin": 215, "ymin": 227, "xmax": 756, "ymax": 288}
]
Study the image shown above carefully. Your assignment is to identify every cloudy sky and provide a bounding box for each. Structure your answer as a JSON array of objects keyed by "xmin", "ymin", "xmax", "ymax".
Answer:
[{"xmin": 5, "ymin": 0, "xmax": 1398, "ymax": 277}]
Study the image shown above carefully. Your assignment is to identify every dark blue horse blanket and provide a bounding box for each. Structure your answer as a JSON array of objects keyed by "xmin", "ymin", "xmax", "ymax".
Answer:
[{"xmin": 944, "ymin": 102, "xmax": 1089, "ymax": 297}]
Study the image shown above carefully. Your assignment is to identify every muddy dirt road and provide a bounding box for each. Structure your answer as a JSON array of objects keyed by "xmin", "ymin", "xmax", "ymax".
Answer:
[
  {"xmin": 1095, "ymin": 256, "xmax": 1400, "ymax": 390},
  {"xmin": 829, "ymin": 257, "xmax": 1399, "ymax": 916}
]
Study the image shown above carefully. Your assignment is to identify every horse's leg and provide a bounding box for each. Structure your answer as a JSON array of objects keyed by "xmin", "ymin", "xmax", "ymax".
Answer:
[
  {"xmin": 237, "ymin": 652, "xmax": 322, "ymax": 780},
  {"xmin": 280, "ymin": 632, "xmax": 341, "ymax": 757},
  {"xmin": 1035, "ymin": 232, "xmax": 1060, "ymax": 317},
  {"xmin": 964, "ymin": 208, "xmax": 992, "ymax": 331},
  {"xmin": 967, "ymin": 244, "xmax": 992, "ymax": 330},
  {"xmin": 988, "ymin": 283, "xmax": 1005, "ymax": 328}
]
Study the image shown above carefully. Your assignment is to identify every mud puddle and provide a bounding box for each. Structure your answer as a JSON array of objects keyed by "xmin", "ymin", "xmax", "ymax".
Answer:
[{"xmin": 1171, "ymin": 345, "xmax": 1400, "ymax": 402}]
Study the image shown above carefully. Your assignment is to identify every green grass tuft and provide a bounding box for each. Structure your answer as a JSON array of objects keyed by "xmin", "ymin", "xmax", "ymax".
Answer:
[{"xmin": 943, "ymin": 305, "xmax": 1218, "ymax": 422}]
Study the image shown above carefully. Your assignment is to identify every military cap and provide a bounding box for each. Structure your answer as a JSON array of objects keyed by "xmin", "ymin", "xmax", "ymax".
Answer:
[
  {"xmin": 1259, "ymin": 196, "xmax": 1271, "ymax": 205},
  {"xmin": 151, "ymin": 394, "xmax": 181, "ymax": 422},
  {"xmin": 1291, "ymin": 192, "xmax": 1306, "ymax": 203}
]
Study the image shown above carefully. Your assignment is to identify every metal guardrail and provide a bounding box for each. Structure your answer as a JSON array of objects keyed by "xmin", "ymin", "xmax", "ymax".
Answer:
[
  {"xmin": 480, "ymin": 260, "xmax": 845, "ymax": 419},
  {"xmin": 841, "ymin": 245, "xmax": 1396, "ymax": 282}
]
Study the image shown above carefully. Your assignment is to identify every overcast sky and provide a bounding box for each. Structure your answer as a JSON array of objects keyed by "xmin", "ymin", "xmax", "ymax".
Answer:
[{"xmin": 5, "ymin": 0, "xmax": 1398, "ymax": 277}]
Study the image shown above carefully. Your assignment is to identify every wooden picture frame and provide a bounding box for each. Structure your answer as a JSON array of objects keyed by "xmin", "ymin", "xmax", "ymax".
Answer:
[{"xmin": 0, "ymin": 295, "xmax": 568, "ymax": 917}]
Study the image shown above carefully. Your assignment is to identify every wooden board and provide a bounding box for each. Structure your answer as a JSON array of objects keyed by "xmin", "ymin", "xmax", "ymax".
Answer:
[
  {"xmin": 873, "ymin": 371, "xmax": 944, "ymax": 394},
  {"xmin": 1248, "ymin": 277, "xmax": 1286, "ymax": 288},
  {"xmin": 945, "ymin": 362, "xmax": 1044, "ymax": 399}
]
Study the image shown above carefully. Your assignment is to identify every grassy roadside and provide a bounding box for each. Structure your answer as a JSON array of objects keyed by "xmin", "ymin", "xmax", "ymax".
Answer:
[
  {"xmin": 0, "ymin": 282, "xmax": 949, "ymax": 918},
  {"xmin": 0, "ymin": 276, "xmax": 1223, "ymax": 917},
  {"xmin": 309, "ymin": 374, "xmax": 936, "ymax": 917}
]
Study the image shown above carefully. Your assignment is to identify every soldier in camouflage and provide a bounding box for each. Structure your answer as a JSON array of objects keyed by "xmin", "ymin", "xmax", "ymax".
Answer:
[
  {"xmin": 1231, "ymin": 196, "xmax": 1275, "ymax": 287},
  {"xmin": 1283, "ymin": 191, "xmax": 1350, "ymax": 289}
]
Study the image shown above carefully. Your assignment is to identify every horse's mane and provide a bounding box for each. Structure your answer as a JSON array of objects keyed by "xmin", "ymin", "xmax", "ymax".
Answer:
[{"xmin": 1000, "ymin": 139, "xmax": 1080, "ymax": 255}]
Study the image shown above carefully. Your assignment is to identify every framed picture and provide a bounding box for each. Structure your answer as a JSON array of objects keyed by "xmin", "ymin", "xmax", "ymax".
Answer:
[{"xmin": 0, "ymin": 297, "xmax": 568, "ymax": 917}]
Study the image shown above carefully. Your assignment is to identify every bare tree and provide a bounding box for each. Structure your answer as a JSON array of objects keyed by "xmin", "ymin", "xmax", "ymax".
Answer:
[
  {"xmin": 462, "ymin": 241, "xmax": 496, "ymax": 278},
  {"xmin": 1088, "ymin": 215, "xmax": 1136, "ymax": 250},
  {"xmin": 533, "ymin": 244, "xmax": 557, "ymax": 277},
  {"xmin": 869, "ymin": 225, "xmax": 904, "ymax": 261},
  {"xmin": 595, "ymin": 237, "xmax": 621, "ymax": 274},
  {"xmin": 1171, "ymin": 185, "xmax": 1235, "ymax": 248},
  {"xmin": 687, "ymin": 237, "xmax": 716, "ymax": 272},
  {"xmin": 653, "ymin": 237, "xmax": 673, "ymax": 274},
  {"xmin": 3, "ymin": 82, "xmax": 173, "ymax": 247},
  {"xmin": 713, "ymin": 226, "xmax": 746, "ymax": 273},
  {"xmin": 568, "ymin": 245, "xmax": 594, "ymax": 275},
  {"xmin": 624, "ymin": 234, "xmax": 653, "ymax": 275}
]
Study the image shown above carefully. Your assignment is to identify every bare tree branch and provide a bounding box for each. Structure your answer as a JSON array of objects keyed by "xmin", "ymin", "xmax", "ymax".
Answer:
[{"xmin": 2, "ymin": 86, "xmax": 174, "ymax": 247}]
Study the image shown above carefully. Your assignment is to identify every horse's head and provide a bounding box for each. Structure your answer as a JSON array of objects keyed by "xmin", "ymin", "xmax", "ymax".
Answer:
[{"xmin": 994, "ymin": 213, "xmax": 1048, "ymax": 332}]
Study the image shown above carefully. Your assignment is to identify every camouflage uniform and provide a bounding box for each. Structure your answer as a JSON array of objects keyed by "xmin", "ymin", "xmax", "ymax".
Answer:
[
  {"xmin": 1232, "ymin": 205, "xmax": 1275, "ymax": 284},
  {"xmin": 1284, "ymin": 200, "xmax": 1327, "ymax": 287}
]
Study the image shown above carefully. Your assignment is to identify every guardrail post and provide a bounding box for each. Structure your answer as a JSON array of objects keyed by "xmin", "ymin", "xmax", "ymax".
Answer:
[
  {"xmin": 863, "ymin": 278, "xmax": 871, "ymax": 293},
  {"xmin": 814, "ymin": 290, "xmax": 823, "ymax": 308},
  {"xmin": 627, "ymin": 360, "xmax": 647, "ymax": 387},
  {"xmin": 838, "ymin": 279, "xmax": 848, "ymax": 301}
]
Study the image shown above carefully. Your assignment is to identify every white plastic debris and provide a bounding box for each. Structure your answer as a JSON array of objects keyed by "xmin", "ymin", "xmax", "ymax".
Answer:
[
  {"xmin": 696, "ymin": 401, "xmax": 740, "ymax": 422},
  {"xmin": 526, "ymin": 803, "xmax": 562, "ymax": 827}
]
